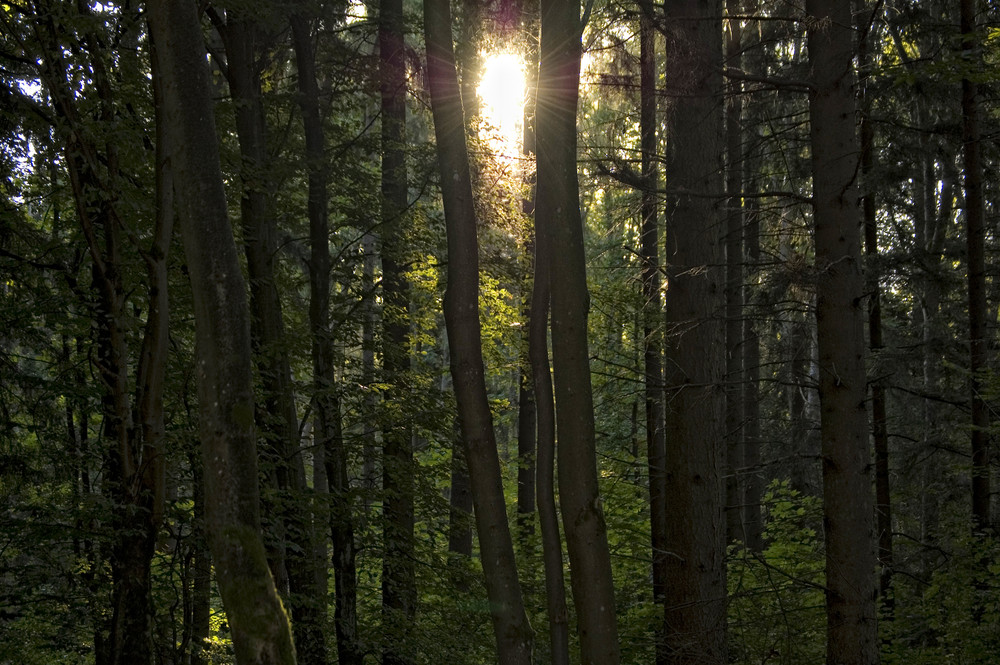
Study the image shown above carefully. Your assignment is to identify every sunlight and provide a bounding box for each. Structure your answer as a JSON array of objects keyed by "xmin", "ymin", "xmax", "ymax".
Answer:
[{"xmin": 477, "ymin": 51, "xmax": 526, "ymax": 162}]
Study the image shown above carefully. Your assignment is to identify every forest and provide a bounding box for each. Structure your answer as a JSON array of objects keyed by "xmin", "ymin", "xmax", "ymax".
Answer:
[{"xmin": 0, "ymin": 0, "xmax": 998, "ymax": 663}]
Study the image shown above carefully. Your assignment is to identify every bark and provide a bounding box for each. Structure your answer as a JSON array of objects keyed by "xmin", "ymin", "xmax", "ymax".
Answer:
[
  {"xmin": 529, "ymin": 236, "xmax": 571, "ymax": 665},
  {"xmin": 37, "ymin": 7, "xmax": 169, "ymax": 662},
  {"xmin": 638, "ymin": 3, "xmax": 667, "ymax": 662},
  {"xmin": 805, "ymin": 1, "xmax": 879, "ymax": 662},
  {"xmin": 517, "ymin": 0, "xmax": 542, "ymax": 552},
  {"xmin": 516, "ymin": 343, "xmax": 537, "ymax": 544},
  {"xmin": 147, "ymin": 2, "xmax": 296, "ymax": 663},
  {"xmin": 379, "ymin": 0, "xmax": 416, "ymax": 659},
  {"xmin": 218, "ymin": 13, "xmax": 324, "ymax": 658},
  {"xmin": 536, "ymin": 0, "xmax": 620, "ymax": 662},
  {"xmin": 423, "ymin": 1, "xmax": 535, "ymax": 661},
  {"xmin": 289, "ymin": 10, "xmax": 361, "ymax": 665},
  {"xmin": 742, "ymin": 195, "xmax": 763, "ymax": 553},
  {"xmin": 960, "ymin": 0, "xmax": 991, "ymax": 534},
  {"xmin": 448, "ymin": 426, "xmax": 474, "ymax": 558},
  {"xmin": 660, "ymin": 0, "xmax": 727, "ymax": 662},
  {"xmin": 857, "ymin": 0, "xmax": 893, "ymax": 611}
]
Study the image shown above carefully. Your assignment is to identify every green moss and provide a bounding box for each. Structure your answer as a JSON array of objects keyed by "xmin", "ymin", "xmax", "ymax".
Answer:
[{"xmin": 214, "ymin": 525, "xmax": 297, "ymax": 665}]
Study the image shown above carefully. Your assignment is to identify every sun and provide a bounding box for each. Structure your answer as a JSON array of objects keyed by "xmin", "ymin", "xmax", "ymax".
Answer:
[{"xmin": 477, "ymin": 51, "xmax": 526, "ymax": 161}]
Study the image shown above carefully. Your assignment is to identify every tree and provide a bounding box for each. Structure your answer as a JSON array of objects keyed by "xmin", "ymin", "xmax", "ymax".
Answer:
[
  {"xmin": 959, "ymin": 0, "xmax": 990, "ymax": 534},
  {"xmin": 536, "ymin": 0, "xmax": 621, "ymax": 661},
  {"xmin": 659, "ymin": 0, "xmax": 728, "ymax": 661},
  {"xmin": 805, "ymin": 0, "xmax": 878, "ymax": 662},
  {"xmin": 637, "ymin": 7, "xmax": 668, "ymax": 663},
  {"xmin": 147, "ymin": 2, "xmax": 296, "ymax": 663},
  {"xmin": 378, "ymin": 0, "xmax": 417, "ymax": 659},
  {"xmin": 423, "ymin": 1, "xmax": 537, "ymax": 661},
  {"xmin": 289, "ymin": 7, "xmax": 361, "ymax": 664}
]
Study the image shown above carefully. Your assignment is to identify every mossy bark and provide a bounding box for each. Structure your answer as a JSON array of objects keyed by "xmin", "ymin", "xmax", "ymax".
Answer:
[{"xmin": 147, "ymin": 2, "xmax": 296, "ymax": 663}]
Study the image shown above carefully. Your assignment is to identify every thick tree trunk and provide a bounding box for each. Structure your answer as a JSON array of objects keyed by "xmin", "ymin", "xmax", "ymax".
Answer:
[
  {"xmin": 536, "ymin": 0, "xmax": 620, "ymax": 663},
  {"xmin": 378, "ymin": 0, "xmax": 416, "ymax": 660},
  {"xmin": 147, "ymin": 3, "xmax": 296, "ymax": 663},
  {"xmin": 289, "ymin": 10, "xmax": 361, "ymax": 665},
  {"xmin": 805, "ymin": 1, "xmax": 879, "ymax": 663},
  {"xmin": 423, "ymin": 1, "xmax": 535, "ymax": 661},
  {"xmin": 960, "ymin": 0, "xmax": 990, "ymax": 534},
  {"xmin": 660, "ymin": 1, "xmax": 727, "ymax": 662}
]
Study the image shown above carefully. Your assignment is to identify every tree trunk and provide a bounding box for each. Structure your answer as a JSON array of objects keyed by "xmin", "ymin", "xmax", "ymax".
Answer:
[
  {"xmin": 724, "ymin": 0, "xmax": 745, "ymax": 546},
  {"xmin": 219, "ymin": 13, "xmax": 324, "ymax": 659},
  {"xmin": 289, "ymin": 10, "xmax": 361, "ymax": 665},
  {"xmin": 805, "ymin": 0, "xmax": 879, "ymax": 662},
  {"xmin": 659, "ymin": 1, "xmax": 727, "ymax": 662},
  {"xmin": 742, "ymin": 194, "xmax": 763, "ymax": 552},
  {"xmin": 147, "ymin": 3, "xmax": 296, "ymax": 663},
  {"xmin": 378, "ymin": 0, "xmax": 416, "ymax": 659},
  {"xmin": 637, "ymin": 4, "xmax": 667, "ymax": 662},
  {"xmin": 423, "ymin": 1, "xmax": 535, "ymax": 661},
  {"xmin": 960, "ymin": 0, "xmax": 991, "ymax": 534},
  {"xmin": 38, "ymin": 7, "xmax": 169, "ymax": 661},
  {"xmin": 536, "ymin": 0, "xmax": 620, "ymax": 662},
  {"xmin": 857, "ymin": 0, "xmax": 893, "ymax": 612}
]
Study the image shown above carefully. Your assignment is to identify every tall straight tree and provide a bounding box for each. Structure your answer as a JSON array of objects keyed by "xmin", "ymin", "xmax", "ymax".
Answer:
[
  {"xmin": 423, "ymin": 0, "xmax": 536, "ymax": 661},
  {"xmin": 289, "ymin": 8, "xmax": 362, "ymax": 665},
  {"xmin": 805, "ymin": 0, "xmax": 879, "ymax": 663},
  {"xmin": 147, "ymin": 1, "xmax": 296, "ymax": 663},
  {"xmin": 378, "ymin": 0, "xmax": 416, "ymax": 659},
  {"xmin": 211, "ymin": 10, "xmax": 324, "ymax": 658},
  {"xmin": 724, "ymin": 0, "xmax": 745, "ymax": 545},
  {"xmin": 637, "ymin": 2, "xmax": 667, "ymax": 663},
  {"xmin": 856, "ymin": 0, "xmax": 893, "ymax": 609},
  {"xmin": 959, "ymin": 0, "xmax": 990, "ymax": 533},
  {"xmin": 659, "ymin": 0, "xmax": 727, "ymax": 661},
  {"xmin": 536, "ymin": 0, "xmax": 621, "ymax": 662}
]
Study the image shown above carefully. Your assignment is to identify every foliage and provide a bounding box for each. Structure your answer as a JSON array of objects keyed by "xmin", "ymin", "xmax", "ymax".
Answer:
[{"xmin": 728, "ymin": 481, "xmax": 826, "ymax": 665}]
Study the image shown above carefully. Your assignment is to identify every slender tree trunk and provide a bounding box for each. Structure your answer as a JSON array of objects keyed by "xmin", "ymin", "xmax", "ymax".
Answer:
[
  {"xmin": 378, "ymin": 0, "xmax": 416, "ymax": 659},
  {"xmin": 724, "ymin": 0, "xmax": 745, "ymax": 546},
  {"xmin": 742, "ymin": 194, "xmax": 763, "ymax": 552},
  {"xmin": 517, "ymin": 0, "xmax": 542, "ymax": 553},
  {"xmin": 516, "ymin": 343, "xmax": 537, "ymax": 544},
  {"xmin": 960, "ymin": 0, "xmax": 990, "ymax": 534},
  {"xmin": 38, "ymin": 8, "xmax": 169, "ymax": 661},
  {"xmin": 857, "ymin": 0, "xmax": 893, "ymax": 612},
  {"xmin": 518, "ymin": 12, "xmax": 570, "ymax": 661},
  {"xmin": 530, "ymin": 220, "xmax": 571, "ymax": 665},
  {"xmin": 148, "ymin": 3, "xmax": 296, "ymax": 663},
  {"xmin": 660, "ymin": 1, "xmax": 727, "ymax": 662},
  {"xmin": 536, "ymin": 0, "xmax": 620, "ymax": 662},
  {"xmin": 805, "ymin": 1, "xmax": 879, "ymax": 662},
  {"xmin": 289, "ymin": 10, "xmax": 361, "ymax": 665},
  {"xmin": 637, "ymin": 4, "xmax": 667, "ymax": 662},
  {"xmin": 423, "ymin": 1, "xmax": 535, "ymax": 661},
  {"xmin": 219, "ymin": 14, "xmax": 323, "ymax": 659}
]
